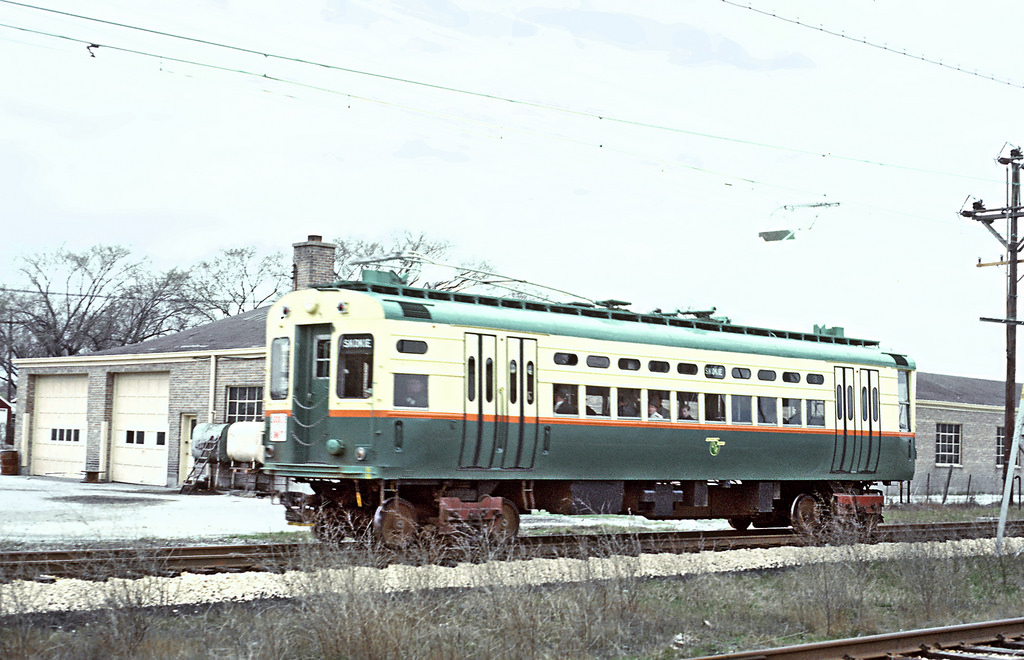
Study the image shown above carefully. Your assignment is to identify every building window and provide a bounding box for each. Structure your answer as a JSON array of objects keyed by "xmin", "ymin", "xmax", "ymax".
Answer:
[
  {"xmin": 997, "ymin": 426, "xmax": 1021, "ymax": 467},
  {"xmin": 935, "ymin": 423, "xmax": 962, "ymax": 466},
  {"xmin": 126, "ymin": 430, "xmax": 145, "ymax": 445},
  {"xmin": 227, "ymin": 386, "xmax": 263, "ymax": 422}
]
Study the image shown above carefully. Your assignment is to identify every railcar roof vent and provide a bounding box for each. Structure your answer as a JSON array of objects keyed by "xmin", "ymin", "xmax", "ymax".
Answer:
[{"xmin": 397, "ymin": 301, "xmax": 432, "ymax": 319}]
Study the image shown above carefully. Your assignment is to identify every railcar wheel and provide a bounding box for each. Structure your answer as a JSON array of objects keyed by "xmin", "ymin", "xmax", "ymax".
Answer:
[
  {"xmin": 373, "ymin": 498, "xmax": 419, "ymax": 548},
  {"xmin": 790, "ymin": 494, "xmax": 821, "ymax": 535},
  {"xmin": 487, "ymin": 498, "xmax": 520, "ymax": 542},
  {"xmin": 727, "ymin": 517, "xmax": 753, "ymax": 531}
]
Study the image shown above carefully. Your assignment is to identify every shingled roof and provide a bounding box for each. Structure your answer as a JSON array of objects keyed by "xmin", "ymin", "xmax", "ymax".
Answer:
[
  {"xmin": 86, "ymin": 307, "xmax": 269, "ymax": 356},
  {"xmin": 917, "ymin": 371, "xmax": 1022, "ymax": 407}
]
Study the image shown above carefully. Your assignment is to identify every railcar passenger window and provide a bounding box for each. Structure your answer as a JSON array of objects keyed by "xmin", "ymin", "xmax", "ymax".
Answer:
[
  {"xmin": 397, "ymin": 340, "xmax": 428, "ymax": 354},
  {"xmin": 270, "ymin": 337, "xmax": 290, "ymax": 400},
  {"xmin": 782, "ymin": 398, "xmax": 802, "ymax": 425},
  {"xmin": 757, "ymin": 370, "xmax": 776, "ymax": 381},
  {"xmin": 394, "ymin": 373, "xmax": 428, "ymax": 408},
  {"xmin": 705, "ymin": 393, "xmax": 726, "ymax": 422},
  {"xmin": 618, "ymin": 358, "xmax": 640, "ymax": 371},
  {"xmin": 677, "ymin": 392, "xmax": 698, "ymax": 421},
  {"xmin": 732, "ymin": 368, "xmax": 751, "ymax": 379},
  {"xmin": 585, "ymin": 386, "xmax": 610, "ymax": 417},
  {"xmin": 757, "ymin": 397, "xmax": 778, "ymax": 425},
  {"xmin": 553, "ymin": 384, "xmax": 579, "ymax": 415},
  {"xmin": 732, "ymin": 395, "xmax": 752, "ymax": 424},
  {"xmin": 337, "ymin": 334, "xmax": 373, "ymax": 399},
  {"xmin": 783, "ymin": 372, "xmax": 800, "ymax": 383},
  {"xmin": 807, "ymin": 374, "xmax": 825, "ymax": 385},
  {"xmin": 807, "ymin": 400, "xmax": 826, "ymax": 427},
  {"xmin": 678, "ymin": 363, "xmax": 698, "ymax": 375},
  {"xmin": 554, "ymin": 352, "xmax": 578, "ymax": 366},
  {"xmin": 587, "ymin": 355, "xmax": 610, "ymax": 368},
  {"xmin": 649, "ymin": 360, "xmax": 669, "ymax": 373},
  {"xmin": 617, "ymin": 388, "xmax": 640, "ymax": 418},
  {"xmin": 647, "ymin": 390, "xmax": 670, "ymax": 420}
]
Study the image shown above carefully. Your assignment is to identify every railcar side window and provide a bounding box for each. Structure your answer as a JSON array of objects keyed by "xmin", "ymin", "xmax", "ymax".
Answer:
[
  {"xmin": 647, "ymin": 390, "xmax": 670, "ymax": 420},
  {"xmin": 782, "ymin": 398, "xmax": 802, "ymax": 425},
  {"xmin": 587, "ymin": 355, "xmax": 610, "ymax": 368},
  {"xmin": 394, "ymin": 373, "xmax": 428, "ymax": 408},
  {"xmin": 467, "ymin": 356, "xmax": 476, "ymax": 402},
  {"xmin": 757, "ymin": 369, "xmax": 776, "ymax": 381},
  {"xmin": 783, "ymin": 372, "xmax": 800, "ymax": 383},
  {"xmin": 509, "ymin": 360, "xmax": 518, "ymax": 404},
  {"xmin": 732, "ymin": 367, "xmax": 751, "ymax": 379},
  {"xmin": 485, "ymin": 358, "xmax": 494, "ymax": 402},
  {"xmin": 732, "ymin": 395, "xmax": 752, "ymax": 424},
  {"xmin": 898, "ymin": 370, "xmax": 910, "ymax": 431},
  {"xmin": 617, "ymin": 388, "xmax": 641, "ymax": 418},
  {"xmin": 554, "ymin": 352, "xmax": 578, "ymax": 366},
  {"xmin": 397, "ymin": 340, "xmax": 428, "ymax": 354},
  {"xmin": 526, "ymin": 362, "xmax": 535, "ymax": 404},
  {"xmin": 649, "ymin": 360, "xmax": 670, "ymax": 373},
  {"xmin": 678, "ymin": 362, "xmax": 698, "ymax": 375},
  {"xmin": 757, "ymin": 397, "xmax": 777, "ymax": 425},
  {"xmin": 337, "ymin": 334, "xmax": 373, "ymax": 399},
  {"xmin": 270, "ymin": 337, "xmax": 290, "ymax": 400},
  {"xmin": 807, "ymin": 373, "xmax": 825, "ymax": 385},
  {"xmin": 807, "ymin": 400, "xmax": 826, "ymax": 426},
  {"xmin": 618, "ymin": 358, "xmax": 640, "ymax": 371},
  {"xmin": 553, "ymin": 384, "xmax": 579, "ymax": 415},
  {"xmin": 586, "ymin": 386, "xmax": 610, "ymax": 417},
  {"xmin": 677, "ymin": 392, "xmax": 698, "ymax": 421},
  {"xmin": 705, "ymin": 393, "xmax": 726, "ymax": 422}
]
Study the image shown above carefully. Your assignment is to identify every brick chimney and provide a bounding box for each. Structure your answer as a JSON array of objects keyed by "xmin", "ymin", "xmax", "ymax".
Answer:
[{"xmin": 292, "ymin": 235, "xmax": 336, "ymax": 290}]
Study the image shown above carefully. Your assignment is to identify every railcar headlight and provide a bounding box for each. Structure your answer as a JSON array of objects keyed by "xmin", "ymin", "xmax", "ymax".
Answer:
[
  {"xmin": 326, "ymin": 438, "xmax": 345, "ymax": 456},
  {"xmin": 355, "ymin": 446, "xmax": 368, "ymax": 461},
  {"xmin": 264, "ymin": 445, "xmax": 275, "ymax": 458},
  {"xmin": 304, "ymin": 299, "xmax": 319, "ymax": 314}
]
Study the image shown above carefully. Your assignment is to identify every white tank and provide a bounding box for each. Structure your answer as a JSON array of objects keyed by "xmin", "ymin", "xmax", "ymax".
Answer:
[{"xmin": 226, "ymin": 421, "xmax": 265, "ymax": 463}]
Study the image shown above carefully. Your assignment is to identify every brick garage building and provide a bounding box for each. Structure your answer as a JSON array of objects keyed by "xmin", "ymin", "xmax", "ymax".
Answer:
[
  {"xmin": 11, "ymin": 236, "xmax": 335, "ymax": 487},
  {"xmin": 906, "ymin": 372, "xmax": 1022, "ymax": 500}
]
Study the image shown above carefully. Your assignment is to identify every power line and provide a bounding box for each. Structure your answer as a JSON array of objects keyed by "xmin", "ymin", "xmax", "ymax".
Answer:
[
  {"xmin": 0, "ymin": 1, "xmax": 1002, "ymax": 186},
  {"xmin": 720, "ymin": 0, "xmax": 1024, "ymax": 90}
]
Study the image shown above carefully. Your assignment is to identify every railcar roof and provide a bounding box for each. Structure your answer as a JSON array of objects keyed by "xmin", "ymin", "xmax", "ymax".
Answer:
[{"xmin": 318, "ymin": 280, "xmax": 913, "ymax": 369}]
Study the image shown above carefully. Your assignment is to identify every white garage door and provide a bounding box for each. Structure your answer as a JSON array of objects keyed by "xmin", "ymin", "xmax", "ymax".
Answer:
[
  {"xmin": 110, "ymin": 373, "xmax": 170, "ymax": 486},
  {"xmin": 31, "ymin": 375, "xmax": 88, "ymax": 478}
]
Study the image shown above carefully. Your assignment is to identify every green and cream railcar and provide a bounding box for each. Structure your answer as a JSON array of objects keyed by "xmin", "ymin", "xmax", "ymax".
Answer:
[{"xmin": 261, "ymin": 272, "xmax": 915, "ymax": 544}]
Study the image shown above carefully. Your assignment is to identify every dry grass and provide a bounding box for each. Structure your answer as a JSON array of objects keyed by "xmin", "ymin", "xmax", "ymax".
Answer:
[{"xmin": 0, "ymin": 529, "xmax": 1022, "ymax": 659}]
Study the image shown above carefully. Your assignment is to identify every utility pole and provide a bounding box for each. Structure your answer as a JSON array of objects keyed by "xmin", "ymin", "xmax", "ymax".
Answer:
[{"xmin": 962, "ymin": 145, "xmax": 1023, "ymax": 481}]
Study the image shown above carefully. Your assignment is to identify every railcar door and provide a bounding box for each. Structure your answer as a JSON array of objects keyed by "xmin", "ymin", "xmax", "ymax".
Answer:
[
  {"xmin": 459, "ymin": 333, "xmax": 498, "ymax": 469},
  {"xmin": 500, "ymin": 337, "xmax": 539, "ymax": 469},
  {"xmin": 831, "ymin": 366, "xmax": 858, "ymax": 473},
  {"xmin": 856, "ymin": 369, "xmax": 881, "ymax": 473},
  {"xmin": 293, "ymin": 324, "xmax": 333, "ymax": 455}
]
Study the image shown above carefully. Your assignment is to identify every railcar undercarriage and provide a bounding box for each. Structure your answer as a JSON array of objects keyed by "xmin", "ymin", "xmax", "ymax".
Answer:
[{"xmin": 281, "ymin": 477, "xmax": 885, "ymax": 547}]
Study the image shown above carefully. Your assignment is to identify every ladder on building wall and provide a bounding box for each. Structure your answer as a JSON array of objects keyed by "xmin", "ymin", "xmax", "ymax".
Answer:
[{"xmin": 179, "ymin": 444, "xmax": 215, "ymax": 495}]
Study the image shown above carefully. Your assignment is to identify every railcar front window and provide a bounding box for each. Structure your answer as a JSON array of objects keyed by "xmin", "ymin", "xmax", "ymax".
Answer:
[
  {"xmin": 337, "ymin": 334, "xmax": 373, "ymax": 399},
  {"xmin": 314, "ymin": 336, "xmax": 331, "ymax": 378},
  {"xmin": 270, "ymin": 337, "xmax": 290, "ymax": 400}
]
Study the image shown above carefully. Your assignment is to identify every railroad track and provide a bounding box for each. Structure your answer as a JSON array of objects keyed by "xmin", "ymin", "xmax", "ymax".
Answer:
[
  {"xmin": 1, "ymin": 520, "xmax": 1021, "ymax": 581},
  {"xmin": 690, "ymin": 616, "xmax": 1024, "ymax": 659}
]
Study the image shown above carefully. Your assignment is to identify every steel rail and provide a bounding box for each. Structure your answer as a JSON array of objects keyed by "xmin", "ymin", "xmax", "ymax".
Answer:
[{"xmin": 688, "ymin": 616, "xmax": 1024, "ymax": 659}]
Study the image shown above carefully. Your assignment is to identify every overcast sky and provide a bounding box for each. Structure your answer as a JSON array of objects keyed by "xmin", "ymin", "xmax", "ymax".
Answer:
[{"xmin": 2, "ymin": 1, "xmax": 1022, "ymax": 380}]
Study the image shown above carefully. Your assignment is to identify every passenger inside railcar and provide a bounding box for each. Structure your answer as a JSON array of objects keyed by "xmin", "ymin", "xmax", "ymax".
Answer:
[
  {"xmin": 553, "ymin": 386, "xmax": 578, "ymax": 415},
  {"xmin": 617, "ymin": 388, "xmax": 640, "ymax": 418}
]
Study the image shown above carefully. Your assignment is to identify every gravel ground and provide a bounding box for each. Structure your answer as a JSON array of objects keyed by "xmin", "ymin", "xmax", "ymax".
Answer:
[{"xmin": 3, "ymin": 537, "xmax": 1021, "ymax": 616}]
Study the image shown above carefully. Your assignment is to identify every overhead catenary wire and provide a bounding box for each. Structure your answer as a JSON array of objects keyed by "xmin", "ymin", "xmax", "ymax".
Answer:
[{"xmin": 0, "ymin": 1, "xmax": 1003, "ymax": 186}]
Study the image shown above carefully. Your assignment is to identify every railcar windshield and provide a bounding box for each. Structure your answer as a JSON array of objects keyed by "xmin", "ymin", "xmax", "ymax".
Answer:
[
  {"xmin": 337, "ymin": 334, "xmax": 373, "ymax": 399},
  {"xmin": 270, "ymin": 337, "xmax": 290, "ymax": 400}
]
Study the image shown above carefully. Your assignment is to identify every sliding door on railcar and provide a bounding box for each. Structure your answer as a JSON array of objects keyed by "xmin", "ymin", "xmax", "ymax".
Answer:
[
  {"xmin": 459, "ymin": 333, "xmax": 538, "ymax": 470},
  {"xmin": 292, "ymin": 324, "xmax": 333, "ymax": 457},
  {"xmin": 831, "ymin": 366, "xmax": 880, "ymax": 474}
]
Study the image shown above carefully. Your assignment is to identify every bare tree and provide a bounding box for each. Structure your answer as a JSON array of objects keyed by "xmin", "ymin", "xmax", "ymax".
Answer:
[
  {"xmin": 333, "ymin": 231, "xmax": 491, "ymax": 291},
  {"xmin": 191, "ymin": 247, "xmax": 290, "ymax": 320}
]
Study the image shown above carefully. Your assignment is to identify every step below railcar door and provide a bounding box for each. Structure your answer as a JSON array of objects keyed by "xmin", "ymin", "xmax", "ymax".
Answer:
[
  {"xmin": 501, "ymin": 337, "xmax": 538, "ymax": 469},
  {"xmin": 460, "ymin": 333, "xmax": 497, "ymax": 469}
]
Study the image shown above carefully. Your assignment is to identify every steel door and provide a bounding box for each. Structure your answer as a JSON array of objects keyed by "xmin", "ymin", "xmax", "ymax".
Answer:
[
  {"xmin": 460, "ymin": 333, "xmax": 498, "ymax": 468},
  {"xmin": 831, "ymin": 366, "xmax": 858, "ymax": 473},
  {"xmin": 500, "ymin": 337, "xmax": 539, "ymax": 469},
  {"xmin": 293, "ymin": 324, "xmax": 333, "ymax": 455},
  {"xmin": 856, "ymin": 369, "xmax": 881, "ymax": 473}
]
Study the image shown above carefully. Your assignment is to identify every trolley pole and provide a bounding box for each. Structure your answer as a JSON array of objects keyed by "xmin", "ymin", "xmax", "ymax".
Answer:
[{"xmin": 962, "ymin": 146, "xmax": 1023, "ymax": 482}]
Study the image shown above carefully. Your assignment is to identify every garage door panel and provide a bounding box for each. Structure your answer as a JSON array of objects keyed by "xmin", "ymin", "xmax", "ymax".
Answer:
[
  {"xmin": 31, "ymin": 375, "xmax": 88, "ymax": 479},
  {"xmin": 111, "ymin": 373, "xmax": 170, "ymax": 486}
]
